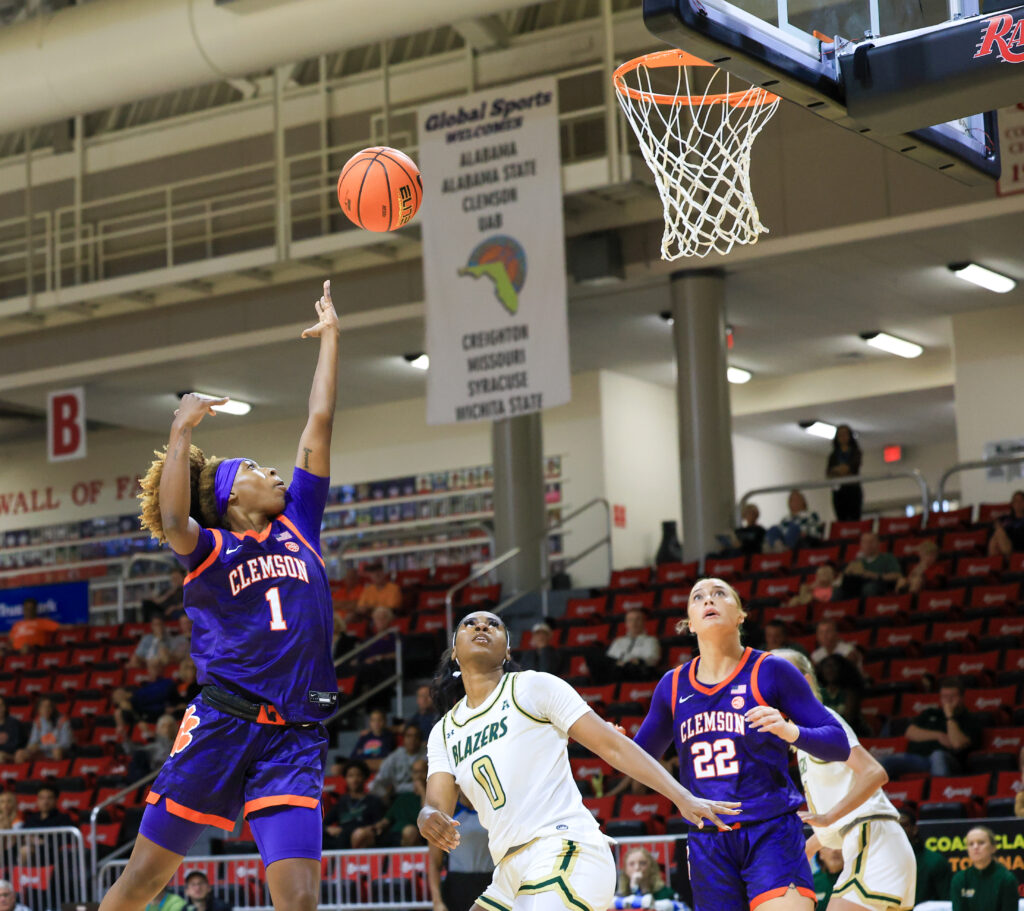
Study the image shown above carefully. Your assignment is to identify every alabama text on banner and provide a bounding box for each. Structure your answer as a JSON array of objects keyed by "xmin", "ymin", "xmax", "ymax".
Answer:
[
  {"xmin": 418, "ymin": 77, "xmax": 571, "ymax": 425},
  {"xmin": 0, "ymin": 581, "xmax": 90, "ymax": 630}
]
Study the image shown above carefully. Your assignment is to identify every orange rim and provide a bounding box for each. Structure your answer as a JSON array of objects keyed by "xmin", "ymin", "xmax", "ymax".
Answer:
[{"xmin": 613, "ymin": 50, "xmax": 780, "ymax": 108}]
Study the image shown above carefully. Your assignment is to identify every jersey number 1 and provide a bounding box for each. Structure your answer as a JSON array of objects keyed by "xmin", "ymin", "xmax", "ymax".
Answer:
[
  {"xmin": 265, "ymin": 587, "xmax": 287, "ymax": 631},
  {"xmin": 691, "ymin": 739, "xmax": 739, "ymax": 779}
]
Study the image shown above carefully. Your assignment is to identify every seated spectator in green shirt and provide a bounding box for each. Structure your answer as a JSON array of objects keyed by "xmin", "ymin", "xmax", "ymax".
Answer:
[
  {"xmin": 811, "ymin": 846, "xmax": 844, "ymax": 911},
  {"xmin": 951, "ymin": 826, "xmax": 1019, "ymax": 911},
  {"xmin": 842, "ymin": 532, "xmax": 904, "ymax": 598},
  {"xmin": 899, "ymin": 805, "xmax": 952, "ymax": 905}
]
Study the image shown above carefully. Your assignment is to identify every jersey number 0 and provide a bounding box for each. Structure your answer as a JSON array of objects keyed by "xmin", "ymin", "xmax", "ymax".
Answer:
[{"xmin": 471, "ymin": 755, "xmax": 507, "ymax": 809}]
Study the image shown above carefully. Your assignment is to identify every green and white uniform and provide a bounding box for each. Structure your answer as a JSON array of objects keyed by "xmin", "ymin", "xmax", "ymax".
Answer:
[
  {"xmin": 427, "ymin": 670, "xmax": 616, "ymax": 911},
  {"xmin": 797, "ymin": 707, "xmax": 915, "ymax": 910}
]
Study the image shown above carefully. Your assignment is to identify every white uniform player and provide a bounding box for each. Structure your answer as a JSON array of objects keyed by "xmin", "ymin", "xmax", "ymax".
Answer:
[
  {"xmin": 797, "ymin": 707, "xmax": 915, "ymax": 911},
  {"xmin": 427, "ymin": 670, "xmax": 616, "ymax": 911}
]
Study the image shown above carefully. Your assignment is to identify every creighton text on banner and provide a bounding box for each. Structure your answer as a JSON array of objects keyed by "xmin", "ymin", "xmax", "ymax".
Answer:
[{"xmin": 418, "ymin": 77, "xmax": 571, "ymax": 425}]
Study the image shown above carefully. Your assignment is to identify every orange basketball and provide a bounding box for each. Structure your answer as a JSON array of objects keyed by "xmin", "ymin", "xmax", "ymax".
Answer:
[{"xmin": 337, "ymin": 147, "xmax": 422, "ymax": 232}]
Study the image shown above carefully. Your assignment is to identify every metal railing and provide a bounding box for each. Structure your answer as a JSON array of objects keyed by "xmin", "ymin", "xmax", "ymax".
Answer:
[
  {"xmin": 937, "ymin": 454, "xmax": 1024, "ymax": 503},
  {"xmin": 330, "ymin": 628, "xmax": 403, "ymax": 725},
  {"xmin": 443, "ymin": 547, "xmax": 521, "ymax": 641},
  {"xmin": 88, "ymin": 769, "xmax": 159, "ymax": 893},
  {"xmin": 736, "ymin": 470, "xmax": 932, "ymax": 525},
  {"xmin": 0, "ymin": 825, "xmax": 88, "ymax": 911},
  {"xmin": 334, "ymin": 521, "xmax": 495, "ymax": 570}
]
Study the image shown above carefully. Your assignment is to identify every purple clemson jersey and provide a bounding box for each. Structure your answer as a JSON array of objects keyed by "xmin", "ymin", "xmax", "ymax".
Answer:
[
  {"xmin": 175, "ymin": 467, "xmax": 335, "ymax": 724},
  {"xmin": 635, "ymin": 647, "xmax": 843, "ymax": 824}
]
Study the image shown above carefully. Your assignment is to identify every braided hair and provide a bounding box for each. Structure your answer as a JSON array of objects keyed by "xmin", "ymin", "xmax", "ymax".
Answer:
[{"xmin": 138, "ymin": 444, "xmax": 224, "ymax": 543}]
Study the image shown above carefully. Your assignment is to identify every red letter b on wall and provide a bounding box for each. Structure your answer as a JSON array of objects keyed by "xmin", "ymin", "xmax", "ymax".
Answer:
[{"xmin": 48, "ymin": 387, "xmax": 86, "ymax": 462}]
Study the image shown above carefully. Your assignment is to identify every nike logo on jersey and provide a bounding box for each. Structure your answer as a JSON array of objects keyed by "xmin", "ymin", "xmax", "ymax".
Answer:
[
  {"xmin": 228, "ymin": 554, "xmax": 310, "ymax": 596},
  {"xmin": 226, "ymin": 545, "xmax": 242, "ymax": 555},
  {"xmin": 679, "ymin": 694, "xmax": 695, "ymax": 704}
]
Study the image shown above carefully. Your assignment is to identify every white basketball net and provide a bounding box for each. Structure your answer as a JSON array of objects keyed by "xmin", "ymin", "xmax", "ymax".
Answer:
[{"xmin": 615, "ymin": 54, "xmax": 780, "ymax": 260}]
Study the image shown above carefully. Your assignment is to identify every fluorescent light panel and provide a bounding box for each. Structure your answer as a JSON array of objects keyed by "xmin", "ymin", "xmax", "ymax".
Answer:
[
  {"xmin": 804, "ymin": 421, "xmax": 837, "ymax": 440},
  {"xmin": 951, "ymin": 263, "xmax": 1016, "ymax": 294},
  {"xmin": 864, "ymin": 332, "xmax": 923, "ymax": 359},
  {"xmin": 186, "ymin": 391, "xmax": 252, "ymax": 416},
  {"xmin": 727, "ymin": 367, "xmax": 752, "ymax": 384}
]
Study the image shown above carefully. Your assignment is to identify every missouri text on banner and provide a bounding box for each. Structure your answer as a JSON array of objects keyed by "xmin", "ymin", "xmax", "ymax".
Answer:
[{"xmin": 418, "ymin": 77, "xmax": 571, "ymax": 426}]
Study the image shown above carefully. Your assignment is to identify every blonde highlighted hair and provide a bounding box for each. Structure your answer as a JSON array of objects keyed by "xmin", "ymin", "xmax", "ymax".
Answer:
[
  {"xmin": 675, "ymin": 578, "xmax": 747, "ymax": 634},
  {"xmin": 616, "ymin": 847, "xmax": 667, "ymax": 897},
  {"xmin": 771, "ymin": 648, "xmax": 821, "ymax": 700},
  {"xmin": 138, "ymin": 444, "xmax": 224, "ymax": 543}
]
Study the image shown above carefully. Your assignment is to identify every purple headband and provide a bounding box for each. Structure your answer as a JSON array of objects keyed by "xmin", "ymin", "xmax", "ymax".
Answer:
[{"xmin": 214, "ymin": 458, "xmax": 245, "ymax": 517}]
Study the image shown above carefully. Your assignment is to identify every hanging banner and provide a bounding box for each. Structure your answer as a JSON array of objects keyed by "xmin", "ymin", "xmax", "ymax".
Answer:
[
  {"xmin": 418, "ymin": 77, "xmax": 571, "ymax": 425},
  {"xmin": 0, "ymin": 581, "xmax": 90, "ymax": 630},
  {"xmin": 48, "ymin": 387, "xmax": 86, "ymax": 462}
]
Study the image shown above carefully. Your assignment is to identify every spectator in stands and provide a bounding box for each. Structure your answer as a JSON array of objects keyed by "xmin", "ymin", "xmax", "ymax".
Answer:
[
  {"xmin": 111, "ymin": 686, "xmax": 138, "ymax": 739},
  {"xmin": 0, "ymin": 879, "xmax": 30, "ymax": 911},
  {"xmin": 950, "ymin": 825, "xmax": 1019, "ymax": 911},
  {"xmin": 826, "ymin": 424, "xmax": 863, "ymax": 521},
  {"xmin": 518, "ymin": 622, "xmax": 565, "ymax": 675},
  {"xmin": 427, "ymin": 799, "xmax": 493, "ymax": 911},
  {"xmin": 351, "ymin": 708, "xmax": 396, "ymax": 771},
  {"xmin": 141, "ymin": 567, "xmax": 185, "ymax": 622},
  {"xmin": 810, "ymin": 619, "xmax": 862, "ymax": 670},
  {"xmin": 182, "ymin": 870, "xmax": 230, "ymax": 911},
  {"xmin": 9, "ymin": 599, "xmax": 59, "ymax": 653},
  {"xmin": 333, "ymin": 566, "xmax": 365, "ymax": 616},
  {"xmin": 355, "ymin": 606, "xmax": 398, "ymax": 709},
  {"xmin": 897, "ymin": 805, "xmax": 950, "ymax": 904},
  {"xmin": 167, "ymin": 614, "xmax": 192, "ymax": 662},
  {"xmin": 761, "ymin": 619, "xmax": 807, "ymax": 656},
  {"xmin": 816, "ymin": 654, "xmax": 866, "ymax": 735},
  {"xmin": 407, "ymin": 684, "xmax": 439, "ymax": 738},
  {"xmin": 173, "ymin": 657, "xmax": 201, "ymax": 711},
  {"xmin": 764, "ymin": 490, "xmax": 824, "ymax": 552},
  {"xmin": 606, "ymin": 608, "xmax": 661, "ymax": 681},
  {"xmin": 882, "ymin": 677, "xmax": 982, "ymax": 777},
  {"xmin": 14, "ymin": 696, "xmax": 72, "ymax": 763},
  {"xmin": 788, "ymin": 563, "xmax": 840, "ymax": 606},
  {"xmin": 356, "ymin": 563, "xmax": 402, "ymax": 614},
  {"xmin": 987, "ymin": 489, "xmax": 1024, "ymax": 557},
  {"xmin": 896, "ymin": 538, "xmax": 941, "ymax": 595},
  {"xmin": 1015, "ymin": 745, "xmax": 1024, "ymax": 818},
  {"xmin": 323, "ymin": 759, "xmax": 386, "ymax": 850},
  {"xmin": 132, "ymin": 713, "xmax": 177, "ymax": 776},
  {"xmin": 810, "ymin": 846, "xmax": 844, "ymax": 911},
  {"xmin": 129, "ymin": 616, "xmax": 173, "ymax": 669},
  {"xmin": 842, "ymin": 532, "xmax": 903, "ymax": 598},
  {"xmin": 718, "ymin": 503, "xmax": 766, "ymax": 557},
  {"xmin": 131, "ymin": 660, "xmax": 179, "ymax": 722},
  {"xmin": 332, "ymin": 610, "xmax": 358, "ymax": 663},
  {"xmin": 0, "ymin": 697, "xmax": 24, "ymax": 762},
  {"xmin": 0, "ymin": 792, "xmax": 22, "ymax": 831},
  {"xmin": 615, "ymin": 847, "xmax": 675, "ymax": 905},
  {"xmin": 373, "ymin": 757, "xmax": 428, "ymax": 846},
  {"xmin": 22, "ymin": 783, "xmax": 74, "ymax": 832},
  {"xmin": 144, "ymin": 884, "xmax": 185, "ymax": 911},
  {"xmin": 371, "ymin": 723, "xmax": 427, "ymax": 800}
]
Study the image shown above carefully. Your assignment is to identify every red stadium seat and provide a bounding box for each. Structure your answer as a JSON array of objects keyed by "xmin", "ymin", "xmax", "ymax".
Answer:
[
  {"xmin": 883, "ymin": 779, "xmax": 926, "ymax": 806},
  {"xmin": 0, "ymin": 763, "xmax": 31, "ymax": 783},
  {"xmin": 978, "ymin": 502, "xmax": 1012, "ymax": 523},
  {"xmin": 57, "ymin": 789, "xmax": 95, "ymax": 814},
  {"xmin": 829, "ymin": 520, "xmax": 874, "ymax": 541},
  {"xmin": 583, "ymin": 796, "xmax": 616, "ymax": 821},
  {"xmin": 704, "ymin": 556, "xmax": 747, "ymax": 578},
  {"xmin": 433, "ymin": 564, "xmax": 471, "ymax": 585},
  {"xmin": 1004, "ymin": 649, "xmax": 1024, "ymax": 672},
  {"xmin": 336, "ymin": 676, "xmax": 357, "ymax": 696},
  {"xmin": 70, "ymin": 699, "xmax": 110, "ymax": 719},
  {"xmin": 70, "ymin": 646, "xmax": 106, "ymax": 665},
  {"xmin": 416, "ymin": 590, "xmax": 446, "ymax": 611},
  {"xmin": 565, "ymin": 624, "xmax": 610, "ymax": 649},
  {"xmin": 617, "ymin": 794, "xmax": 673, "ymax": 820},
  {"xmin": 568, "ymin": 655, "xmax": 590, "ymax": 678},
  {"xmin": 85, "ymin": 824, "xmax": 122, "ymax": 849},
  {"xmin": 942, "ymin": 530, "xmax": 989, "ymax": 554},
  {"xmin": 861, "ymin": 737, "xmax": 908, "ymax": 761},
  {"xmin": 658, "ymin": 588, "xmax": 690, "ymax": 612},
  {"xmin": 565, "ymin": 597, "xmax": 607, "ymax": 621},
  {"xmin": 863, "ymin": 594, "xmax": 911, "ymax": 622},
  {"xmin": 612, "ymin": 618, "xmax": 658, "ymax": 638},
  {"xmin": 878, "ymin": 515, "xmax": 922, "ymax": 535},
  {"xmin": 577, "ymin": 685, "xmax": 616, "ymax": 707},
  {"xmin": 750, "ymin": 552, "xmax": 793, "ymax": 573},
  {"xmin": 860, "ymin": 695, "xmax": 896, "ymax": 727},
  {"xmin": 898, "ymin": 692, "xmax": 942, "ymax": 717},
  {"xmin": 926, "ymin": 508, "xmax": 972, "ymax": 529},
  {"xmin": 53, "ymin": 670, "xmax": 89, "ymax": 693},
  {"xmin": 55, "ymin": 627, "xmax": 88, "ymax": 646},
  {"xmin": 37, "ymin": 648, "xmax": 71, "ymax": 670},
  {"xmin": 618, "ymin": 715, "xmax": 644, "ymax": 737},
  {"xmin": 983, "ymin": 728, "xmax": 1024, "ymax": 754},
  {"xmin": 86, "ymin": 624, "xmax": 121, "ymax": 643},
  {"xmin": 31, "ymin": 759, "xmax": 70, "ymax": 779},
  {"xmin": 11, "ymin": 867, "xmax": 52, "ymax": 893},
  {"xmin": 569, "ymin": 757, "xmax": 613, "ymax": 781},
  {"xmin": 993, "ymin": 771, "xmax": 1024, "ymax": 798},
  {"xmin": 917, "ymin": 588, "xmax": 966, "ymax": 614},
  {"xmin": 395, "ymin": 568, "xmax": 429, "ymax": 588},
  {"xmin": 71, "ymin": 757, "xmax": 115, "ymax": 778},
  {"xmin": 969, "ymin": 583, "xmax": 1019, "ymax": 610},
  {"xmin": 461, "ymin": 584, "xmax": 500, "ymax": 606},
  {"xmin": 811, "ymin": 599, "xmax": 860, "ymax": 624},
  {"xmin": 988, "ymin": 616, "xmax": 1024, "ymax": 639},
  {"xmin": 667, "ymin": 646, "xmax": 692, "ymax": 667},
  {"xmin": 617, "ymin": 682, "xmax": 656, "ymax": 703},
  {"xmin": 931, "ymin": 620, "xmax": 984, "ymax": 646},
  {"xmin": 518, "ymin": 629, "xmax": 563, "ymax": 650},
  {"xmin": 944, "ymin": 651, "xmax": 1000, "ymax": 677},
  {"xmin": 609, "ymin": 567, "xmax": 651, "ymax": 589},
  {"xmin": 4, "ymin": 655, "xmax": 35, "ymax": 672},
  {"xmin": 754, "ymin": 576, "xmax": 801, "ymax": 601},
  {"xmin": 797, "ymin": 545, "xmax": 843, "ymax": 568},
  {"xmin": 16, "ymin": 673, "xmax": 52, "ymax": 698},
  {"xmin": 927, "ymin": 774, "xmax": 991, "ymax": 805},
  {"xmin": 322, "ymin": 776, "xmax": 347, "ymax": 796},
  {"xmin": 875, "ymin": 624, "xmax": 928, "ymax": 651},
  {"xmin": 611, "ymin": 592, "xmax": 656, "ymax": 616},
  {"xmin": 731, "ymin": 579, "xmax": 753, "ymax": 600},
  {"xmin": 891, "ymin": 536, "xmax": 927, "ymax": 558},
  {"xmin": 963, "ymin": 687, "xmax": 1017, "ymax": 714},
  {"xmin": 762, "ymin": 604, "xmax": 808, "ymax": 626},
  {"xmin": 954, "ymin": 555, "xmax": 1003, "ymax": 578},
  {"xmin": 412, "ymin": 612, "xmax": 445, "ymax": 634},
  {"xmin": 654, "ymin": 562, "xmax": 698, "ymax": 585}
]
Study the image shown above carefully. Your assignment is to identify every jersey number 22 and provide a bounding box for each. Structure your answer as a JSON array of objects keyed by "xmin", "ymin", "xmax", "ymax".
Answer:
[{"xmin": 691, "ymin": 739, "xmax": 739, "ymax": 778}]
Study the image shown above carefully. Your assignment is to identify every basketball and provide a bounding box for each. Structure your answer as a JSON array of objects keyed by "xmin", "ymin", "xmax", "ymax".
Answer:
[{"xmin": 337, "ymin": 146, "xmax": 422, "ymax": 232}]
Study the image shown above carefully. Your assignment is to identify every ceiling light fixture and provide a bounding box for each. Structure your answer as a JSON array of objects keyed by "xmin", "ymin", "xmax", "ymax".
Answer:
[
  {"xmin": 800, "ymin": 420, "xmax": 837, "ymax": 440},
  {"xmin": 178, "ymin": 391, "xmax": 251, "ymax": 416},
  {"xmin": 659, "ymin": 311, "xmax": 674, "ymax": 324},
  {"xmin": 860, "ymin": 332, "xmax": 923, "ymax": 359},
  {"xmin": 727, "ymin": 367, "xmax": 752, "ymax": 384},
  {"xmin": 949, "ymin": 262, "xmax": 1016, "ymax": 294},
  {"xmin": 404, "ymin": 353, "xmax": 430, "ymax": 370}
]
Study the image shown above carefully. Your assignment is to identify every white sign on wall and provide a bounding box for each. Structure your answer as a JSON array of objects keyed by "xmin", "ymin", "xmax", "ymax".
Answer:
[
  {"xmin": 47, "ymin": 387, "xmax": 86, "ymax": 462},
  {"xmin": 417, "ymin": 76, "xmax": 571, "ymax": 425},
  {"xmin": 997, "ymin": 103, "xmax": 1024, "ymax": 196}
]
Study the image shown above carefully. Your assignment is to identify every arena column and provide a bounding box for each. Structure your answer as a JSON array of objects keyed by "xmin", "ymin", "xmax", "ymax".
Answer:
[
  {"xmin": 669, "ymin": 269, "xmax": 736, "ymax": 566},
  {"xmin": 491, "ymin": 413, "xmax": 547, "ymax": 594}
]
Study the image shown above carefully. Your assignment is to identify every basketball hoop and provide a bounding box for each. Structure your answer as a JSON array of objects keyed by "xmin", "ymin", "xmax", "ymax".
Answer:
[{"xmin": 613, "ymin": 50, "xmax": 780, "ymax": 260}]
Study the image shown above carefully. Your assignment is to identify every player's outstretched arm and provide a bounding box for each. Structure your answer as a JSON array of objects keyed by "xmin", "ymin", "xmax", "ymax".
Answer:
[
  {"xmin": 417, "ymin": 771, "xmax": 461, "ymax": 852},
  {"xmin": 798, "ymin": 744, "xmax": 887, "ymax": 830},
  {"xmin": 569, "ymin": 710, "xmax": 739, "ymax": 830},
  {"xmin": 162, "ymin": 393, "xmax": 226, "ymax": 554},
  {"xmin": 296, "ymin": 279, "xmax": 340, "ymax": 477}
]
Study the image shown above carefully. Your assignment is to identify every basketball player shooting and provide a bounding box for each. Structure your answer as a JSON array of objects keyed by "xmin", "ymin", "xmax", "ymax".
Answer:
[{"xmin": 99, "ymin": 280, "xmax": 340, "ymax": 911}]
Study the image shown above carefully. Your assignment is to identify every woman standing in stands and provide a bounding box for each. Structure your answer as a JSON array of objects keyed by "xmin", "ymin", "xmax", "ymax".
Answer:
[
  {"xmin": 418, "ymin": 610, "xmax": 738, "ymax": 911},
  {"xmin": 99, "ymin": 280, "xmax": 339, "ymax": 911},
  {"xmin": 827, "ymin": 425, "xmax": 863, "ymax": 521},
  {"xmin": 950, "ymin": 826, "xmax": 1018, "ymax": 911},
  {"xmin": 634, "ymin": 578, "xmax": 851, "ymax": 911},
  {"xmin": 772, "ymin": 649, "xmax": 915, "ymax": 911}
]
